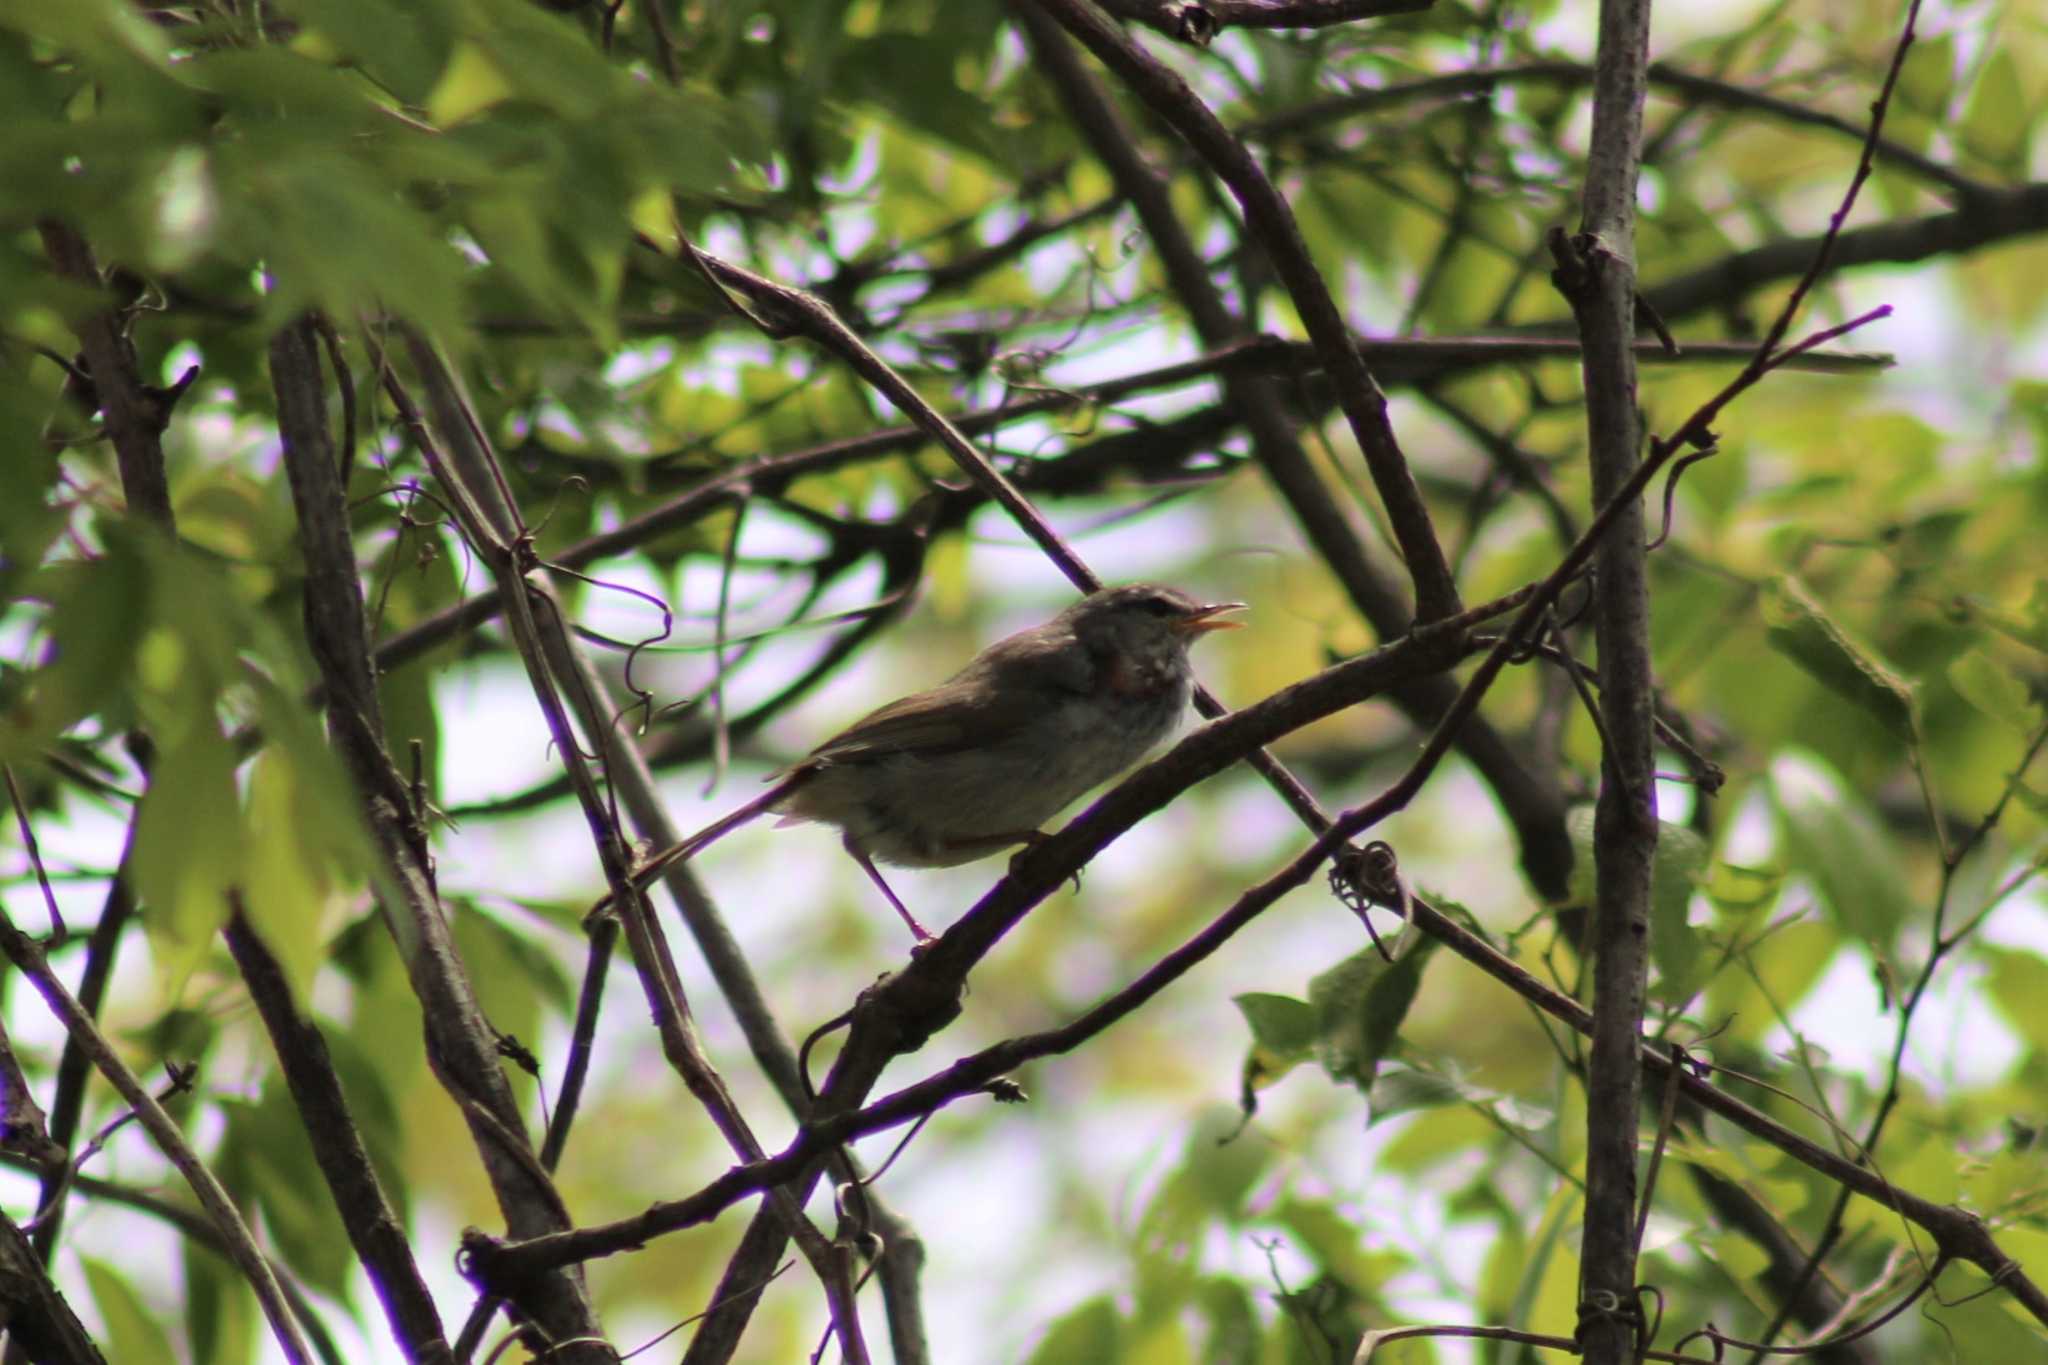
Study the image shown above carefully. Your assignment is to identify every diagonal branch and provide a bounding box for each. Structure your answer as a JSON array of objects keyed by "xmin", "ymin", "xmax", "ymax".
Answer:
[
  {"xmin": 271, "ymin": 317, "xmax": 613, "ymax": 1362},
  {"xmin": 1244, "ymin": 61, "xmax": 1992, "ymax": 200},
  {"xmin": 1026, "ymin": 0, "xmax": 1462, "ymax": 623},
  {"xmin": 36, "ymin": 222, "xmax": 174, "ymax": 527},
  {"xmin": 0, "ymin": 1204, "xmax": 101, "ymax": 1365},
  {"xmin": 388, "ymin": 333, "xmax": 874, "ymax": 1364},
  {"xmin": 469, "ymin": 278, "xmax": 1899, "ymax": 1296},
  {"xmin": 1013, "ymin": 0, "xmax": 1578, "ymax": 899},
  {"xmin": 1097, "ymin": 0, "xmax": 1433, "ymax": 41},
  {"xmin": 0, "ymin": 912, "xmax": 310, "ymax": 1365},
  {"xmin": 221, "ymin": 900, "xmax": 453, "ymax": 1365},
  {"xmin": 1641, "ymin": 181, "xmax": 2048, "ymax": 324}
]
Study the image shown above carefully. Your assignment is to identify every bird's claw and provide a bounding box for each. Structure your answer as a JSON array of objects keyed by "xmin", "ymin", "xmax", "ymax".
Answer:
[{"xmin": 1005, "ymin": 831, "xmax": 1083, "ymax": 893}]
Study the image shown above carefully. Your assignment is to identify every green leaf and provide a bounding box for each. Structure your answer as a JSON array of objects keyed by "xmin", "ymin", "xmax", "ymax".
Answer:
[
  {"xmin": 1193, "ymin": 1276, "xmax": 1258, "ymax": 1365},
  {"xmin": 1234, "ymin": 992, "xmax": 1317, "ymax": 1066},
  {"xmin": 1707, "ymin": 920, "xmax": 1841, "ymax": 1045},
  {"xmin": 1274, "ymin": 1197, "xmax": 1408, "ymax": 1296},
  {"xmin": 185, "ymin": 1236, "xmax": 257, "ymax": 1365},
  {"xmin": 1136, "ymin": 1110, "xmax": 1272, "ymax": 1257},
  {"xmin": 1365, "ymin": 1066, "xmax": 1468, "ymax": 1121},
  {"xmin": 0, "ymin": 0, "xmax": 173, "ymax": 75},
  {"xmin": 1026, "ymin": 1296, "xmax": 1122, "ymax": 1365},
  {"xmin": 131, "ymin": 725, "xmax": 243, "ymax": 989},
  {"xmin": 449, "ymin": 901, "xmax": 573, "ymax": 1060},
  {"xmin": 1651, "ymin": 824, "xmax": 1710, "ymax": 1000},
  {"xmin": 1897, "ymin": 31, "xmax": 1957, "ymax": 118},
  {"xmin": 841, "ymin": 33, "xmax": 1027, "ymax": 169},
  {"xmin": 1961, "ymin": 48, "xmax": 2029, "ymax": 170},
  {"xmin": 1183, "ymin": 1108, "xmax": 1271, "ymax": 1222},
  {"xmin": 1706, "ymin": 861, "xmax": 1786, "ymax": 923},
  {"xmin": 81, "ymin": 1255, "xmax": 177, "ymax": 1363},
  {"xmin": 217, "ymin": 1090, "xmax": 356, "ymax": 1303},
  {"xmin": 1566, "ymin": 803, "xmax": 1598, "ymax": 908},
  {"xmin": 1568, "ymin": 807, "xmax": 1710, "ymax": 995},
  {"xmin": 320, "ymin": 1029, "xmax": 410, "ymax": 1222},
  {"xmin": 463, "ymin": 0, "xmax": 622, "ymax": 119},
  {"xmin": 1768, "ymin": 753, "xmax": 1918, "ymax": 949},
  {"xmin": 1947, "ymin": 650, "xmax": 2042, "ymax": 733},
  {"xmin": 239, "ymin": 748, "xmax": 340, "ymax": 1006},
  {"xmin": 179, "ymin": 47, "xmax": 391, "ymax": 135},
  {"xmin": 216, "ymin": 144, "xmax": 468, "ymax": 338},
  {"xmin": 2, "ymin": 551, "xmax": 145, "ymax": 760},
  {"xmin": 270, "ymin": 0, "xmax": 456, "ymax": 103},
  {"xmin": 1984, "ymin": 947, "xmax": 2048, "ymax": 1047},
  {"xmin": 1710, "ymin": 1230, "xmax": 1772, "ymax": 1281},
  {"xmin": 1308, "ymin": 942, "xmax": 1435, "ymax": 1093},
  {"xmin": 1762, "ymin": 576, "xmax": 1916, "ymax": 743}
]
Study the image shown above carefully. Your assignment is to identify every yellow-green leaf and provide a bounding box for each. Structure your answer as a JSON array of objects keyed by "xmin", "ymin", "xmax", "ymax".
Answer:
[{"xmin": 1762, "ymin": 576, "xmax": 1916, "ymax": 743}]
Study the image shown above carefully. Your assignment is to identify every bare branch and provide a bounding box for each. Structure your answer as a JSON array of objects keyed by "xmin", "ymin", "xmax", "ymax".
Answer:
[
  {"xmin": 1027, "ymin": 0, "xmax": 1462, "ymax": 622},
  {"xmin": 0, "ymin": 912, "xmax": 311, "ymax": 1365},
  {"xmin": 272, "ymin": 317, "xmax": 614, "ymax": 1361},
  {"xmin": 1549, "ymin": 0, "xmax": 1658, "ymax": 1359},
  {"xmin": 1097, "ymin": 0, "xmax": 1432, "ymax": 41}
]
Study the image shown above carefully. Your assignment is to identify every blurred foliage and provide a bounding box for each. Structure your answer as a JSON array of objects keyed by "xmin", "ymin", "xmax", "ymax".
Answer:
[{"xmin": 0, "ymin": 0, "xmax": 2044, "ymax": 1362}]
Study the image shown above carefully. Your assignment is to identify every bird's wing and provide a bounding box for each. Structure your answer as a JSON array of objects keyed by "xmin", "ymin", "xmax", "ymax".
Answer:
[{"xmin": 803, "ymin": 626, "xmax": 1090, "ymax": 764}]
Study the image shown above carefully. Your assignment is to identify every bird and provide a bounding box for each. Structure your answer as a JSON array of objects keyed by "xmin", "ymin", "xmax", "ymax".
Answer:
[{"xmin": 625, "ymin": 583, "xmax": 1244, "ymax": 941}]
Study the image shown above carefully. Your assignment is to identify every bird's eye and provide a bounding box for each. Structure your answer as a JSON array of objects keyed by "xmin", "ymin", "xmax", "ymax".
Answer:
[{"xmin": 1142, "ymin": 595, "xmax": 1177, "ymax": 616}]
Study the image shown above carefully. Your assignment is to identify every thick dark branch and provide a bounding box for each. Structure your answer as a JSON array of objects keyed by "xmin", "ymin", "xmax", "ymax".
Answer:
[
  {"xmin": 0, "ymin": 1205, "xmax": 102, "ymax": 1365},
  {"xmin": 0, "ymin": 917, "xmax": 310, "ymax": 1364},
  {"xmin": 1246, "ymin": 61, "xmax": 1990, "ymax": 199},
  {"xmin": 1643, "ymin": 181, "xmax": 2048, "ymax": 323},
  {"xmin": 1098, "ymin": 0, "xmax": 1431, "ymax": 39},
  {"xmin": 392, "ymin": 337, "xmax": 872, "ymax": 1364},
  {"xmin": 1011, "ymin": 1, "xmax": 1575, "ymax": 903},
  {"xmin": 36, "ymin": 223, "xmax": 175, "ymax": 526},
  {"xmin": 222, "ymin": 906, "xmax": 453, "ymax": 1365},
  {"xmin": 1555, "ymin": 1, "xmax": 1657, "ymax": 1360},
  {"xmin": 271, "ymin": 318, "xmax": 613, "ymax": 1362},
  {"xmin": 1028, "ymin": 0, "xmax": 1462, "ymax": 623},
  {"xmin": 1685, "ymin": 1165, "xmax": 1881, "ymax": 1365}
]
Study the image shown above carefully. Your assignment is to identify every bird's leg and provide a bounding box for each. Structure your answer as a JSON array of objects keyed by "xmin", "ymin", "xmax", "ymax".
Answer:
[
  {"xmin": 843, "ymin": 835, "xmax": 934, "ymax": 944},
  {"xmin": 999, "ymin": 830, "xmax": 1051, "ymax": 876}
]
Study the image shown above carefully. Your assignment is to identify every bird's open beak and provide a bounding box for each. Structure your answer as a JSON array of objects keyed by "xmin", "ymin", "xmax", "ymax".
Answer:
[{"xmin": 1176, "ymin": 601, "xmax": 1247, "ymax": 635}]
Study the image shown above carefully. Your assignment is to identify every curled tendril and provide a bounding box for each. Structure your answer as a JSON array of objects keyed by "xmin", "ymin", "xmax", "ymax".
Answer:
[
  {"xmin": 1327, "ymin": 841, "xmax": 1408, "ymax": 963},
  {"xmin": 1646, "ymin": 439, "xmax": 1720, "ymax": 553}
]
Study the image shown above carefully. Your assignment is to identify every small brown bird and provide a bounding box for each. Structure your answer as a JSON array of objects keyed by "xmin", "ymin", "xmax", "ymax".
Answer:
[{"xmin": 632, "ymin": 584, "xmax": 1244, "ymax": 940}]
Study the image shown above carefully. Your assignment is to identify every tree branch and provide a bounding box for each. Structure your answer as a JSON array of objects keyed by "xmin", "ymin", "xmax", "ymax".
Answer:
[
  {"xmin": 1097, "ymin": 0, "xmax": 1432, "ymax": 40},
  {"xmin": 390, "ymin": 333, "xmax": 872, "ymax": 1363},
  {"xmin": 1552, "ymin": 1, "xmax": 1658, "ymax": 1360},
  {"xmin": 270, "ymin": 317, "xmax": 613, "ymax": 1361},
  {"xmin": 1245, "ymin": 61, "xmax": 1992, "ymax": 200},
  {"xmin": 1026, "ymin": 0, "xmax": 1462, "ymax": 623},
  {"xmin": 0, "ymin": 912, "xmax": 310, "ymax": 1365},
  {"xmin": 221, "ymin": 902, "xmax": 452, "ymax": 1365},
  {"xmin": 0, "ymin": 1202, "xmax": 102, "ymax": 1365}
]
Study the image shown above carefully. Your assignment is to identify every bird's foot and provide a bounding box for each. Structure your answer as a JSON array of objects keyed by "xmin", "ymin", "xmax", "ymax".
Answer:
[{"xmin": 1005, "ymin": 831, "xmax": 1081, "ymax": 893}]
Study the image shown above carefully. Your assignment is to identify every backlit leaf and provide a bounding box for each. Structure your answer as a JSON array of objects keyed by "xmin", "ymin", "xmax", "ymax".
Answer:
[
  {"xmin": 1769, "ymin": 752, "xmax": 1917, "ymax": 949},
  {"xmin": 1762, "ymin": 576, "xmax": 1916, "ymax": 743}
]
